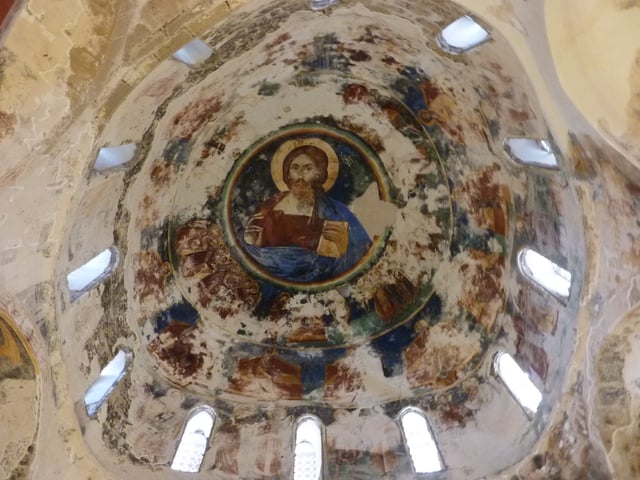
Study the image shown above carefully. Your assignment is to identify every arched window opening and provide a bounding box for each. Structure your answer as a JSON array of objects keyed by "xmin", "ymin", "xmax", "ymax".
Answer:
[
  {"xmin": 518, "ymin": 248, "xmax": 572, "ymax": 300},
  {"xmin": 171, "ymin": 408, "xmax": 216, "ymax": 473},
  {"xmin": 398, "ymin": 408, "xmax": 444, "ymax": 474},
  {"xmin": 309, "ymin": 0, "xmax": 339, "ymax": 11},
  {"xmin": 93, "ymin": 143, "xmax": 137, "ymax": 171},
  {"xmin": 173, "ymin": 38, "xmax": 213, "ymax": 66},
  {"xmin": 84, "ymin": 349, "xmax": 131, "ymax": 417},
  {"xmin": 436, "ymin": 15, "xmax": 490, "ymax": 54},
  {"xmin": 504, "ymin": 138, "xmax": 558, "ymax": 168},
  {"xmin": 67, "ymin": 247, "xmax": 118, "ymax": 301},
  {"xmin": 293, "ymin": 415, "xmax": 323, "ymax": 480},
  {"xmin": 494, "ymin": 352, "xmax": 542, "ymax": 417}
]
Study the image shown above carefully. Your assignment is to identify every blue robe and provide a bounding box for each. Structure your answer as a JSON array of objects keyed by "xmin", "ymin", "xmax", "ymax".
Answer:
[{"xmin": 242, "ymin": 192, "xmax": 371, "ymax": 284}]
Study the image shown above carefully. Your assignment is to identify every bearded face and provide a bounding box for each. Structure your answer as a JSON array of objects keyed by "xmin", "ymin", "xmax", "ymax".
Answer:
[{"xmin": 286, "ymin": 154, "xmax": 321, "ymax": 206}]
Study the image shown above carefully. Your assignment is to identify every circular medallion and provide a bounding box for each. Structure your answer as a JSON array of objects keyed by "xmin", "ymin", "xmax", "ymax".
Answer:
[
  {"xmin": 222, "ymin": 124, "xmax": 391, "ymax": 291},
  {"xmin": 167, "ymin": 79, "xmax": 455, "ymax": 350}
]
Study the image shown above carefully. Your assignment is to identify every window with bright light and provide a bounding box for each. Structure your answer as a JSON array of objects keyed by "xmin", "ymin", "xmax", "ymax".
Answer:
[
  {"xmin": 173, "ymin": 38, "xmax": 213, "ymax": 66},
  {"xmin": 436, "ymin": 15, "xmax": 490, "ymax": 54},
  {"xmin": 84, "ymin": 349, "xmax": 130, "ymax": 417},
  {"xmin": 494, "ymin": 352, "xmax": 542, "ymax": 417},
  {"xmin": 399, "ymin": 408, "xmax": 444, "ymax": 474},
  {"xmin": 518, "ymin": 248, "xmax": 572, "ymax": 300},
  {"xmin": 504, "ymin": 138, "xmax": 558, "ymax": 168},
  {"xmin": 93, "ymin": 143, "xmax": 137, "ymax": 171},
  {"xmin": 309, "ymin": 0, "xmax": 339, "ymax": 10},
  {"xmin": 293, "ymin": 415, "xmax": 323, "ymax": 480},
  {"xmin": 67, "ymin": 247, "xmax": 118, "ymax": 301},
  {"xmin": 171, "ymin": 408, "xmax": 216, "ymax": 473}
]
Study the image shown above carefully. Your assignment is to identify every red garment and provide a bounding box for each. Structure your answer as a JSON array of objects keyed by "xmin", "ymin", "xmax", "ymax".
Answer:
[{"xmin": 246, "ymin": 193, "xmax": 324, "ymax": 251}]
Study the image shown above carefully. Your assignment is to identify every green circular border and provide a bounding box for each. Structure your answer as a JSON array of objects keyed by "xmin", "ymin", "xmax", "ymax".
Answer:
[{"xmin": 221, "ymin": 123, "xmax": 393, "ymax": 292}]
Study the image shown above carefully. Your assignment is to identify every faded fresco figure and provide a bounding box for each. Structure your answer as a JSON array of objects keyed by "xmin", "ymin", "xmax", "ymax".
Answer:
[{"xmin": 243, "ymin": 140, "xmax": 371, "ymax": 283}]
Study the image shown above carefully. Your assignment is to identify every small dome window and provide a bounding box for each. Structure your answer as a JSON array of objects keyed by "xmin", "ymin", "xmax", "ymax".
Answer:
[
  {"xmin": 518, "ymin": 248, "xmax": 572, "ymax": 300},
  {"xmin": 67, "ymin": 247, "xmax": 118, "ymax": 301},
  {"xmin": 84, "ymin": 349, "xmax": 131, "ymax": 417},
  {"xmin": 93, "ymin": 143, "xmax": 137, "ymax": 171},
  {"xmin": 171, "ymin": 408, "xmax": 216, "ymax": 473},
  {"xmin": 173, "ymin": 38, "xmax": 213, "ymax": 66},
  {"xmin": 309, "ymin": 0, "xmax": 339, "ymax": 10},
  {"xmin": 398, "ymin": 407, "xmax": 444, "ymax": 474},
  {"xmin": 493, "ymin": 352, "xmax": 542, "ymax": 417},
  {"xmin": 436, "ymin": 15, "xmax": 490, "ymax": 54},
  {"xmin": 504, "ymin": 138, "xmax": 558, "ymax": 168},
  {"xmin": 293, "ymin": 415, "xmax": 323, "ymax": 480}
]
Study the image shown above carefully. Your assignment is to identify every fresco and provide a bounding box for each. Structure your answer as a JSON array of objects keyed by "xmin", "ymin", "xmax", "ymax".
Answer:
[
  {"xmin": 39, "ymin": 0, "xmax": 588, "ymax": 477},
  {"xmin": 225, "ymin": 125, "xmax": 388, "ymax": 288},
  {"xmin": 116, "ymin": 6, "xmax": 564, "ymax": 440},
  {"xmin": 0, "ymin": 314, "xmax": 36, "ymax": 380},
  {"xmin": 0, "ymin": 312, "xmax": 38, "ymax": 479},
  {"xmin": 131, "ymin": 16, "xmax": 527, "ymax": 407},
  {"xmin": 168, "ymin": 98, "xmax": 455, "ymax": 351}
]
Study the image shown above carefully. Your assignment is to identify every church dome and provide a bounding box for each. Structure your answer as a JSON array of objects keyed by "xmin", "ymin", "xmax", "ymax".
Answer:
[{"xmin": 0, "ymin": 0, "xmax": 639, "ymax": 479}]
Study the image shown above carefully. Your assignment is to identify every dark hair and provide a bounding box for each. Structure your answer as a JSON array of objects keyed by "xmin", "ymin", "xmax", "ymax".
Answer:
[{"xmin": 282, "ymin": 145, "xmax": 329, "ymax": 186}]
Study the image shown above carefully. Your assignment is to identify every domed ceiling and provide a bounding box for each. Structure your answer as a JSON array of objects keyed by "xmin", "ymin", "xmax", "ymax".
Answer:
[{"xmin": 3, "ymin": 0, "xmax": 616, "ymax": 478}]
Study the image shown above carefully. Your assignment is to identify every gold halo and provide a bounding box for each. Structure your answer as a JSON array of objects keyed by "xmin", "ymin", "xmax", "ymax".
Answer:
[{"xmin": 271, "ymin": 138, "xmax": 339, "ymax": 192}]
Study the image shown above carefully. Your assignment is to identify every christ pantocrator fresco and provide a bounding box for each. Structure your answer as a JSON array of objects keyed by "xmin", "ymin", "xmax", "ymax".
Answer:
[{"xmin": 241, "ymin": 138, "xmax": 371, "ymax": 284}]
